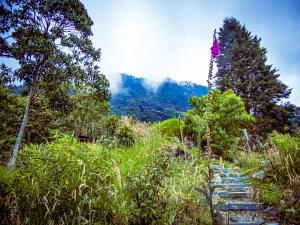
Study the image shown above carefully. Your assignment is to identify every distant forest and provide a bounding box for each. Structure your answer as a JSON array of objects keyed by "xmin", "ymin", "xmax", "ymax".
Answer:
[{"xmin": 110, "ymin": 74, "xmax": 208, "ymax": 121}]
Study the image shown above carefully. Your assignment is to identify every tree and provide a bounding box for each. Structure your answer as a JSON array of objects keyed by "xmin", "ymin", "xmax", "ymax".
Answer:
[
  {"xmin": 62, "ymin": 85, "xmax": 110, "ymax": 138},
  {"xmin": 185, "ymin": 89, "xmax": 255, "ymax": 157},
  {"xmin": 214, "ymin": 17, "xmax": 293, "ymax": 135},
  {"xmin": 0, "ymin": 0, "xmax": 110, "ymax": 169}
]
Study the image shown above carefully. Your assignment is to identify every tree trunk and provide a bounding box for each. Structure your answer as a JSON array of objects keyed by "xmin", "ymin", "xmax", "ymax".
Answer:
[
  {"xmin": 7, "ymin": 59, "xmax": 44, "ymax": 171},
  {"xmin": 7, "ymin": 86, "xmax": 35, "ymax": 171}
]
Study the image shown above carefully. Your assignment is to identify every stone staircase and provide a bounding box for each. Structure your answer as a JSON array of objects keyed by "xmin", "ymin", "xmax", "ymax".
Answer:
[{"xmin": 211, "ymin": 163, "xmax": 279, "ymax": 225}]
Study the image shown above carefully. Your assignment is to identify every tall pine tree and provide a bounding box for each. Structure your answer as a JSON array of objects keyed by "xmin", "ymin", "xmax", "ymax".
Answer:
[{"xmin": 215, "ymin": 17, "xmax": 294, "ymax": 136}]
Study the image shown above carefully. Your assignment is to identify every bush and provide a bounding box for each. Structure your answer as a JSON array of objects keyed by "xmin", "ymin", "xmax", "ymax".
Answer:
[
  {"xmin": 259, "ymin": 183, "xmax": 280, "ymax": 205},
  {"xmin": 157, "ymin": 118, "xmax": 184, "ymax": 139},
  {"xmin": 116, "ymin": 124, "xmax": 135, "ymax": 147},
  {"xmin": 185, "ymin": 89, "xmax": 255, "ymax": 156},
  {"xmin": 0, "ymin": 135, "xmax": 120, "ymax": 225},
  {"xmin": 125, "ymin": 157, "xmax": 170, "ymax": 225},
  {"xmin": 171, "ymin": 200, "xmax": 211, "ymax": 225},
  {"xmin": 269, "ymin": 131, "xmax": 300, "ymax": 175},
  {"xmin": 104, "ymin": 115, "xmax": 120, "ymax": 136},
  {"xmin": 234, "ymin": 151, "xmax": 262, "ymax": 174}
]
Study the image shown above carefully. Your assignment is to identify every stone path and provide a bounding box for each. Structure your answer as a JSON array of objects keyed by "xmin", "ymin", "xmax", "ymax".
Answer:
[{"xmin": 211, "ymin": 163, "xmax": 279, "ymax": 225}]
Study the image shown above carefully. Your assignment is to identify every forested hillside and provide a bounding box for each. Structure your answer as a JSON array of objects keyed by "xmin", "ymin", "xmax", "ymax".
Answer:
[{"xmin": 110, "ymin": 74, "xmax": 208, "ymax": 121}]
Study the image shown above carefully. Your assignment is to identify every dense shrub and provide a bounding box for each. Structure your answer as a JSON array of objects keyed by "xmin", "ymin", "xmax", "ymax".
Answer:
[
  {"xmin": 116, "ymin": 124, "xmax": 135, "ymax": 147},
  {"xmin": 269, "ymin": 131, "xmax": 300, "ymax": 175},
  {"xmin": 157, "ymin": 118, "xmax": 184, "ymax": 139},
  {"xmin": 171, "ymin": 200, "xmax": 211, "ymax": 225},
  {"xmin": 185, "ymin": 89, "xmax": 255, "ymax": 157},
  {"xmin": 125, "ymin": 157, "xmax": 170, "ymax": 225},
  {"xmin": 0, "ymin": 135, "xmax": 119, "ymax": 225},
  {"xmin": 104, "ymin": 115, "xmax": 120, "ymax": 136}
]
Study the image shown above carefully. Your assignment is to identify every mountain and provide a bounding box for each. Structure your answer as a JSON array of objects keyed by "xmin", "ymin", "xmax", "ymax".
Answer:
[{"xmin": 110, "ymin": 74, "xmax": 208, "ymax": 121}]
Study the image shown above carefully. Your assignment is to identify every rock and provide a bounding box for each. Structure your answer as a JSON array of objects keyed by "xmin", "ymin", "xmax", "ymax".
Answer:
[
  {"xmin": 280, "ymin": 199, "xmax": 286, "ymax": 207},
  {"xmin": 214, "ymin": 183, "xmax": 251, "ymax": 190},
  {"xmin": 213, "ymin": 191, "xmax": 251, "ymax": 198},
  {"xmin": 213, "ymin": 173, "xmax": 222, "ymax": 184},
  {"xmin": 213, "ymin": 202, "xmax": 264, "ymax": 211},
  {"xmin": 252, "ymin": 171, "xmax": 265, "ymax": 180},
  {"xmin": 264, "ymin": 206, "xmax": 274, "ymax": 213},
  {"xmin": 173, "ymin": 147, "xmax": 193, "ymax": 160},
  {"xmin": 213, "ymin": 211, "xmax": 224, "ymax": 225},
  {"xmin": 261, "ymin": 160, "xmax": 270, "ymax": 167},
  {"xmin": 221, "ymin": 176, "xmax": 248, "ymax": 183}
]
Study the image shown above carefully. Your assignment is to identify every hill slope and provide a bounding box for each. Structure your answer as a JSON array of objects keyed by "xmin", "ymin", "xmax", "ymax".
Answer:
[{"xmin": 110, "ymin": 74, "xmax": 208, "ymax": 121}]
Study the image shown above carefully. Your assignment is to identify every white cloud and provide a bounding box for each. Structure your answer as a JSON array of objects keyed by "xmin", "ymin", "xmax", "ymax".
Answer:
[
  {"xmin": 106, "ymin": 73, "xmax": 122, "ymax": 94},
  {"xmin": 83, "ymin": 0, "xmax": 300, "ymax": 106}
]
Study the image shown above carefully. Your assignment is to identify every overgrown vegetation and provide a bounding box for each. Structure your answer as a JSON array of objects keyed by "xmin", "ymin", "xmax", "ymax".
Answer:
[
  {"xmin": 0, "ymin": 1, "xmax": 300, "ymax": 224},
  {"xmin": 184, "ymin": 89, "xmax": 255, "ymax": 158},
  {"xmin": 0, "ymin": 125, "xmax": 212, "ymax": 225}
]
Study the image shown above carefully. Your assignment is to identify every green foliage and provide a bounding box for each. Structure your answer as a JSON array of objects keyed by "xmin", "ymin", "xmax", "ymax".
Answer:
[
  {"xmin": 0, "ymin": 89, "xmax": 59, "ymax": 162},
  {"xmin": 0, "ymin": 88, "xmax": 23, "ymax": 154},
  {"xmin": 185, "ymin": 89, "xmax": 255, "ymax": 156},
  {"xmin": 171, "ymin": 200, "xmax": 211, "ymax": 225},
  {"xmin": 259, "ymin": 183, "xmax": 280, "ymax": 205},
  {"xmin": 104, "ymin": 115, "xmax": 120, "ymax": 136},
  {"xmin": 234, "ymin": 152, "xmax": 262, "ymax": 174},
  {"xmin": 1, "ymin": 0, "xmax": 111, "ymax": 167},
  {"xmin": 62, "ymin": 85, "xmax": 110, "ymax": 137},
  {"xmin": 215, "ymin": 17, "xmax": 294, "ymax": 135},
  {"xmin": 125, "ymin": 158, "xmax": 170, "ymax": 225},
  {"xmin": 269, "ymin": 131, "xmax": 300, "ymax": 175},
  {"xmin": 116, "ymin": 124, "xmax": 135, "ymax": 147},
  {"xmin": 0, "ymin": 125, "xmax": 213, "ymax": 225},
  {"xmin": 157, "ymin": 118, "xmax": 184, "ymax": 139},
  {"xmin": 0, "ymin": 135, "xmax": 118, "ymax": 225}
]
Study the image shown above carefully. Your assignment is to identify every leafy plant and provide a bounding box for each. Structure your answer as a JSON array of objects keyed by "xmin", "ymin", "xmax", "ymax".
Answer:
[
  {"xmin": 185, "ymin": 89, "xmax": 255, "ymax": 157},
  {"xmin": 157, "ymin": 118, "xmax": 184, "ymax": 139},
  {"xmin": 125, "ymin": 157, "xmax": 170, "ymax": 225},
  {"xmin": 259, "ymin": 183, "xmax": 280, "ymax": 205},
  {"xmin": 116, "ymin": 124, "xmax": 135, "ymax": 147},
  {"xmin": 269, "ymin": 131, "xmax": 300, "ymax": 176},
  {"xmin": 0, "ymin": 135, "xmax": 119, "ymax": 225}
]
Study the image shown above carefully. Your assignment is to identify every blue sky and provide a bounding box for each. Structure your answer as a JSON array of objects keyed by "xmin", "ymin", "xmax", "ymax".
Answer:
[{"xmin": 82, "ymin": 0, "xmax": 300, "ymax": 105}]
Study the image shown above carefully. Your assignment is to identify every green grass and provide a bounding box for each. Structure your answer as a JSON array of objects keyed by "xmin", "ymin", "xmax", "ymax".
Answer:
[
  {"xmin": 108, "ymin": 127, "xmax": 172, "ymax": 177},
  {"xmin": 0, "ymin": 126, "xmax": 211, "ymax": 225},
  {"xmin": 259, "ymin": 183, "xmax": 280, "ymax": 205},
  {"xmin": 234, "ymin": 151, "xmax": 263, "ymax": 174}
]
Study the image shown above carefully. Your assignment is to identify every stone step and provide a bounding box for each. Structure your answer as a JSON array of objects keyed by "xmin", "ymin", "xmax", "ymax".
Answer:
[
  {"xmin": 212, "ymin": 167, "xmax": 232, "ymax": 173},
  {"xmin": 227, "ymin": 223, "xmax": 264, "ymax": 225},
  {"xmin": 219, "ymin": 171, "xmax": 241, "ymax": 177},
  {"xmin": 219, "ymin": 212, "xmax": 265, "ymax": 225},
  {"xmin": 214, "ymin": 183, "xmax": 251, "ymax": 190},
  {"xmin": 221, "ymin": 176, "xmax": 248, "ymax": 183},
  {"xmin": 214, "ymin": 202, "xmax": 263, "ymax": 211},
  {"xmin": 213, "ymin": 191, "xmax": 251, "ymax": 198}
]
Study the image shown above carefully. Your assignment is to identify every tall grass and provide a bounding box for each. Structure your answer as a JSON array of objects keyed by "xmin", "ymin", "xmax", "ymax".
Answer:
[
  {"xmin": 0, "ymin": 125, "xmax": 210, "ymax": 225},
  {"xmin": 234, "ymin": 151, "xmax": 262, "ymax": 174}
]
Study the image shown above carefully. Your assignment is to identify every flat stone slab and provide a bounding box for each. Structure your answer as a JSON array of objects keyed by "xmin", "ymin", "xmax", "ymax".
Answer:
[
  {"xmin": 213, "ymin": 167, "xmax": 232, "ymax": 173},
  {"xmin": 214, "ymin": 183, "xmax": 251, "ymax": 189},
  {"xmin": 220, "ymin": 212, "xmax": 265, "ymax": 225},
  {"xmin": 213, "ymin": 191, "xmax": 251, "ymax": 198},
  {"xmin": 227, "ymin": 222, "xmax": 265, "ymax": 225},
  {"xmin": 214, "ymin": 202, "xmax": 263, "ymax": 211},
  {"xmin": 220, "ymin": 171, "xmax": 241, "ymax": 177},
  {"xmin": 221, "ymin": 176, "xmax": 249, "ymax": 183}
]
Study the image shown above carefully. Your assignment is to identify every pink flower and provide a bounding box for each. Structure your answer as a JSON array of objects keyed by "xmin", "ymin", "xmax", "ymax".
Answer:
[{"xmin": 210, "ymin": 39, "xmax": 220, "ymax": 58}]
